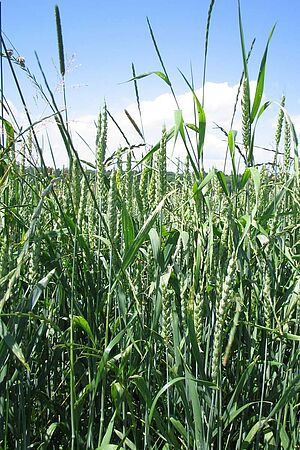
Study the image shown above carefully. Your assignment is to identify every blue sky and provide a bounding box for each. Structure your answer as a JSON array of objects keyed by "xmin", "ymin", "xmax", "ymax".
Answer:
[{"xmin": 2, "ymin": 0, "xmax": 300, "ymax": 168}]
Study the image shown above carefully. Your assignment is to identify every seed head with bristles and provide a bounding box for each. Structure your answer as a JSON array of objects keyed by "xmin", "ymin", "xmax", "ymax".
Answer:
[
  {"xmin": 96, "ymin": 104, "xmax": 108, "ymax": 207},
  {"xmin": 241, "ymin": 78, "xmax": 251, "ymax": 162},
  {"xmin": 211, "ymin": 253, "xmax": 236, "ymax": 383},
  {"xmin": 157, "ymin": 125, "xmax": 167, "ymax": 203},
  {"xmin": 125, "ymin": 149, "xmax": 133, "ymax": 216},
  {"xmin": 275, "ymin": 95, "xmax": 285, "ymax": 150},
  {"xmin": 284, "ymin": 118, "xmax": 291, "ymax": 173},
  {"xmin": 107, "ymin": 170, "xmax": 118, "ymax": 242}
]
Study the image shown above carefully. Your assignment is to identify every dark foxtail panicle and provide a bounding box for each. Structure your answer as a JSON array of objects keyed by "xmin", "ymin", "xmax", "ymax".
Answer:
[{"xmin": 55, "ymin": 5, "xmax": 65, "ymax": 77}]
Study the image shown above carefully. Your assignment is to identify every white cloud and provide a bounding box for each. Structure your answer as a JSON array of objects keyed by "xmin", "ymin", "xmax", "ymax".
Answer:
[
  {"xmin": 108, "ymin": 79, "xmax": 275, "ymax": 171},
  {"xmin": 7, "ymin": 80, "xmax": 286, "ymax": 172}
]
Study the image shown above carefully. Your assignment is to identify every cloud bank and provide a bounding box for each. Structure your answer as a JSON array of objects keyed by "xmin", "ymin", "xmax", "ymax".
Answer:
[{"xmin": 9, "ymin": 80, "xmax": 283, "ymax": 172}]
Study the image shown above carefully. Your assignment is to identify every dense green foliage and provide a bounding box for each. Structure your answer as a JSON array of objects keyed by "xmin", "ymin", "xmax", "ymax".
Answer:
[{"xmin": 0, "ymin": 2, "xmax": 300, "ymax": 449}]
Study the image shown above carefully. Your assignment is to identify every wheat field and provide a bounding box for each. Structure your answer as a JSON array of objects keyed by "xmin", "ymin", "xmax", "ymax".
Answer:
[{"xmin": 0, "ymin": 2, "xmax": 300, "ymax": 449}]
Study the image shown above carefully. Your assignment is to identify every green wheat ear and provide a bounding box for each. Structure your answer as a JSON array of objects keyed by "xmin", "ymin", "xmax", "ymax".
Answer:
[{"xmin": 55, "ymin": 5, "xmax": 65, "ymax": 77}]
